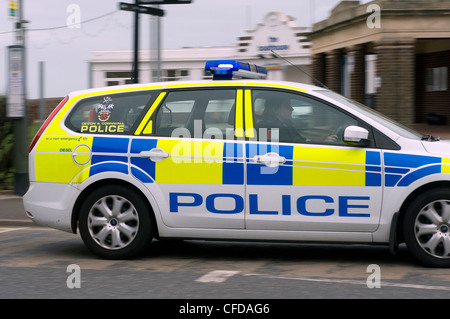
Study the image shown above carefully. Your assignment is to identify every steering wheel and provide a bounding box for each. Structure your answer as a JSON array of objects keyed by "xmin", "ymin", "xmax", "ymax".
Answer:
[{"xmin": 328, "ymin": 125, "xmax": 345, "ymax": 143}]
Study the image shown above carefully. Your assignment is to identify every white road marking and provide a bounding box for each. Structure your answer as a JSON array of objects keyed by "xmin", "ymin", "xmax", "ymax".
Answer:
[
  {"xmin": 196, "ymin": 270, "xmax": 240, "ymax": 283},
  {"xmin": 0, "ymin": 227, "xmax": 28, "ymax": 234},
  {"xmin": 244, "ymin": 273, "xmax": 450, "ymax": 291}
]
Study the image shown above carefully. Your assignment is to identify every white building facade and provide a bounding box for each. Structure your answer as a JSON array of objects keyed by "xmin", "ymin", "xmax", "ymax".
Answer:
[{"xmin": 89, "ymin": 12, "xmax": 312, "ymax": 88}]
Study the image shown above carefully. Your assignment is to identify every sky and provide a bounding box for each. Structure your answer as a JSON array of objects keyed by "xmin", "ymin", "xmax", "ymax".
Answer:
[{"xmin": 0, "ymin": 0, "xmax": 371, "ymax": 99}]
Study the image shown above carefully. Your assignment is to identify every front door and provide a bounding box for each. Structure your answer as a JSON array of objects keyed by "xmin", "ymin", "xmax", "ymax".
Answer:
[{"xmin": 245, "ymin": 89, "xmax": 383, "ymax": 232}]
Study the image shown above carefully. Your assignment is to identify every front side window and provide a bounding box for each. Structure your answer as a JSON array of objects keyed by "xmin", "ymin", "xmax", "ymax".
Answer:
[
  {"xmin": 253, "ymin": 90, "xmax": 358, "ymax": 145},
  {"xmin": 317, "ymin": 89, "xmax": 422, "ymax": 140},
  {"xmin": 66, "ymin": 91, "xmax": 153, "ymax": 135},
  {"xmin": 154, "ymin": 89, "xmax": 236, "ymax": 139}
]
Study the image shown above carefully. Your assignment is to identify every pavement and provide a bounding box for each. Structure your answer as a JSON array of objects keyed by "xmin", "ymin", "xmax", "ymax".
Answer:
[
  {"xmin": 0, "ymin": 192, "xmax": 32, "ymax": 227},
  {"xmin": 1, "ymin": 123, "xmax": 450, "ymax": 228}
]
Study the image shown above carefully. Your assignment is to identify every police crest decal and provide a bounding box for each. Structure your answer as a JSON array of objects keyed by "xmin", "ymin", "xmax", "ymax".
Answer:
[{"xmin": 97, "ymin": 97, "xmax": 114, "ymax": 122}]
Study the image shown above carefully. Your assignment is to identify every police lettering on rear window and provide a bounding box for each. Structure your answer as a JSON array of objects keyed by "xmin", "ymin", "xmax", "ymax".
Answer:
[{"xmin": 65, "ymin": 92, "xmax": 153, "ymax": 134}]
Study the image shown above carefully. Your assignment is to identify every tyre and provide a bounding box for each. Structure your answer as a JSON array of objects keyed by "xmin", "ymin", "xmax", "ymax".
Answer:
[
  {"xmin": 78, "ymin": 185, "xmax": 153, "ymax": 259},
  {"xmin": 403, "ymin": 188, "xmax": 450, "ymax": 267}
]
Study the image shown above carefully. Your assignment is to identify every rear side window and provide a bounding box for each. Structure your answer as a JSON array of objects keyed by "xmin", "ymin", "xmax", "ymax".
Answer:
[
  {"xmin": 65, "ymin": 91, "xmax": 153, "ymax": 134},
  {"xmin": 154, "ymin": 89, "xmax": 236, "ymax": 139}
]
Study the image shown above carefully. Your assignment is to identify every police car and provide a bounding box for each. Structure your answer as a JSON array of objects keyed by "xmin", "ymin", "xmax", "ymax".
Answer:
[{"xmin": 24, "ymin": 60, "xmax": 450, "ymax": 267}]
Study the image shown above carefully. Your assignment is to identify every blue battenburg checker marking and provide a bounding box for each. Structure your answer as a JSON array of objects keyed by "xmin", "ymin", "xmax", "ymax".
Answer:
[
  {"xmin": 130, "ymin": 157, "xmax": 155, "ymax": 182},
  {"xmin": 91, "ymin": 155, "xmax": 128, "ymax": 165},
  {"xmin": 365, "ymin": 151, "xmax": 382, "ymax": 187},
  {"xmin": 384, "ymin": 152, "xmax": 442, "ymax": 187},
  {"xmin": 90, "ymin": 137, "xmax": 448, "ymax": 188},
  {"xmin": 129, "ymin": 138, "xmax": 158, "ymax": 154},
  {"xmin": 223, "ymin": 142, "xmax": 244, "ymax": 185},
  {"xmin": 130, "ymin": 166, "xmax": 153, "ymax": 183},
  {"xmin": 397, "ymin": 165, "xmax": 441, "ymax": 187},
  {"xmin": 90, "ymin": 137, "xmax": 131, "ymax": 177},
  {"xmin": 366, "ymin": 151, "xmax": 381, "ymax": 165},
  {"xmin": 90, "ymin": 162, "xmax": 128, "ymax": 176},
  {"xmin": 385, "ymin": 167, "xmax": 410, "ymax": 174},
  {"xmin": 384, "ymin": 153, "xmax": 441, "ymax": 168},
  {"xmin": 246, "ymin": 144, "xmax": 293, "ymax": 186},
  {"xmin": 90, "ymin": 155, "xmax": 128, "ymax": 178},
  {"xmin": 385, "ymin": 174, "xmax": 402, "ymax": 187},
  {"xmin": 92, "ymin": 137, "xmax": 129, "ymax": 153},
  {"xmin": 129, "ymin": 139, "xmax": 158, "ymax": 183}
]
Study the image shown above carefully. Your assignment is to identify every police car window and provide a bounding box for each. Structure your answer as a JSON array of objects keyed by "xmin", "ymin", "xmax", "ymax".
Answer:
[
  {"xmin": 253, "ymin": 90, "xmax": 358, "ymax": 145},
  {"xmin": 66, "ymin": 92, "xmax": 153, "ymax": 134},
  {"xmin": 155, "ymin": 89, "xmax": 236, "ymax": 139}
]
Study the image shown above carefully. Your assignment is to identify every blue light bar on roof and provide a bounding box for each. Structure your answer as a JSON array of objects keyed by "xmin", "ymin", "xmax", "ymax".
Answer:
[{"xmin": 205, "ymin": 60, "xmax": 267, "ymax": 80}]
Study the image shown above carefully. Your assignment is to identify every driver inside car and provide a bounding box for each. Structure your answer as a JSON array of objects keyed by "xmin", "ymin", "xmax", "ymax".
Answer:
[{"xmin": 257, "ymin": 98, "xmax": 338, "ymax": 143}]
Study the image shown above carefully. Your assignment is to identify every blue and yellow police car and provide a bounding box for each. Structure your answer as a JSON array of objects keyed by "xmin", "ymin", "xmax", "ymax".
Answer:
[{"xmin": 24, "ymin": 60, "xmax": 450, "ymax": 267}]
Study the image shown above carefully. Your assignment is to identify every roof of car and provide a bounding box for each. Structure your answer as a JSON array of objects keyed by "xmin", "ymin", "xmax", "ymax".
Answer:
[{"xmin": 68, "ymin": 80, "xmax": 325, "ymax": 98}]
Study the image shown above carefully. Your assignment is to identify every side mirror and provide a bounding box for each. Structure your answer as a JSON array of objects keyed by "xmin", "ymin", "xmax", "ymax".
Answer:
[{"xmin": 343, "ymin": 126, "xmax": 369, "ymax": 145}]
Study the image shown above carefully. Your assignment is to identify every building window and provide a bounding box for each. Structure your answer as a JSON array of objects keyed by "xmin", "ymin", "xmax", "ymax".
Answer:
[
  {"xmin": 161, "ymin": 69, "xmax": 190, "ymax": 81},
  {"xmin": 180, "ymin": 70, "xmax": 189, "ymax": 77},
  {"xmin": 167, "ymin": 69, "xmax": 176, "ymax": 81},
  {"xmin": 203, "ymin": 70, "xmax": 213, "ymax": 80},
  {"xmin": 106, "ymin": 71, "xmax": 133, "ymax": 78},
  {"xmin": 426, "ymin": 67, "xmax": 448, "ymax": 92},
  {"xmin": 107, "ymin": 81, "xmax": 119, "ymax": 86},
  {"xmin": 104, "ymin": 71, "xmax": 133, "ymax": 86}
]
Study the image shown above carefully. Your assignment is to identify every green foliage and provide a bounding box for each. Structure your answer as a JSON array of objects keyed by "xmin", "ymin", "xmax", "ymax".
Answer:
[{"xmin": 0, "ymin": 96, "xmax": 14, "ymax": 190}]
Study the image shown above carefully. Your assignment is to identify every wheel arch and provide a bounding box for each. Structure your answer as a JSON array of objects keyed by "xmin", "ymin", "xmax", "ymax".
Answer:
[
  {"xmin": 71, "ymin": 178, "xmax": 159, "ymax": 238},
  {"xmin": 396, "ymin": 181, "xmax": 450, "ymax": 243}
]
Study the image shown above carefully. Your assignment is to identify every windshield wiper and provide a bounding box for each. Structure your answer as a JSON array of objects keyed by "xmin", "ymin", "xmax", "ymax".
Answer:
[{"xmin": 421, "ymin": 134, "xmax": 440, "ymax": 142}]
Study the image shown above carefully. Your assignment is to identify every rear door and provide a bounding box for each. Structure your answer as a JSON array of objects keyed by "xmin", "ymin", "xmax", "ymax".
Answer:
[
  {"xmin": 130, "ymin": 87, "xmax": 246, "ymax": 229},
  {"xmin": 35, "ymin": 90, "xmax": 155, "ymax": 185}
]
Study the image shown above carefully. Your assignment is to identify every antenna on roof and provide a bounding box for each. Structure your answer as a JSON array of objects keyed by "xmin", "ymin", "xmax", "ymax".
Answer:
[{"xmin": 270, "ymin": 50, "xmax": 328, "ymax": 89}]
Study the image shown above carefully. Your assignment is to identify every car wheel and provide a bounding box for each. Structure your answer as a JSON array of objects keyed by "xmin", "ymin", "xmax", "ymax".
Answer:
[
  {"xmin": 403, "ymin": 188, "xmax": 450, "ymax": 267},
  {"xmin": 79, "ymin": 185, "xmax": 153, "ymax": 259}
]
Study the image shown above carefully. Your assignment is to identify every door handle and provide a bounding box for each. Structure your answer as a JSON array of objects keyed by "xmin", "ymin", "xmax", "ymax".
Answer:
[
  {"xmin": 253, "ymin": 152, "xmax": 286, "ymax": 167},
  {"xmin": 139, "ymin": 148, "xmax": 170, "ymax": 162}
]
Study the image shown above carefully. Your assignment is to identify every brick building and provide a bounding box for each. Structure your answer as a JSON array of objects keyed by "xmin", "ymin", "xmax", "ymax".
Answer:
[{"xmin": 309, "ymin": 0, "xmax": 450, "ymax": 126}]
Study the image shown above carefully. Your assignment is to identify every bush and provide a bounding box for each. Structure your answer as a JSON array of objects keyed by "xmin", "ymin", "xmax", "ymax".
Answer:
[{"xmin": 0, "ymin": 97, "xmax": 14, "ymax": 190}]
